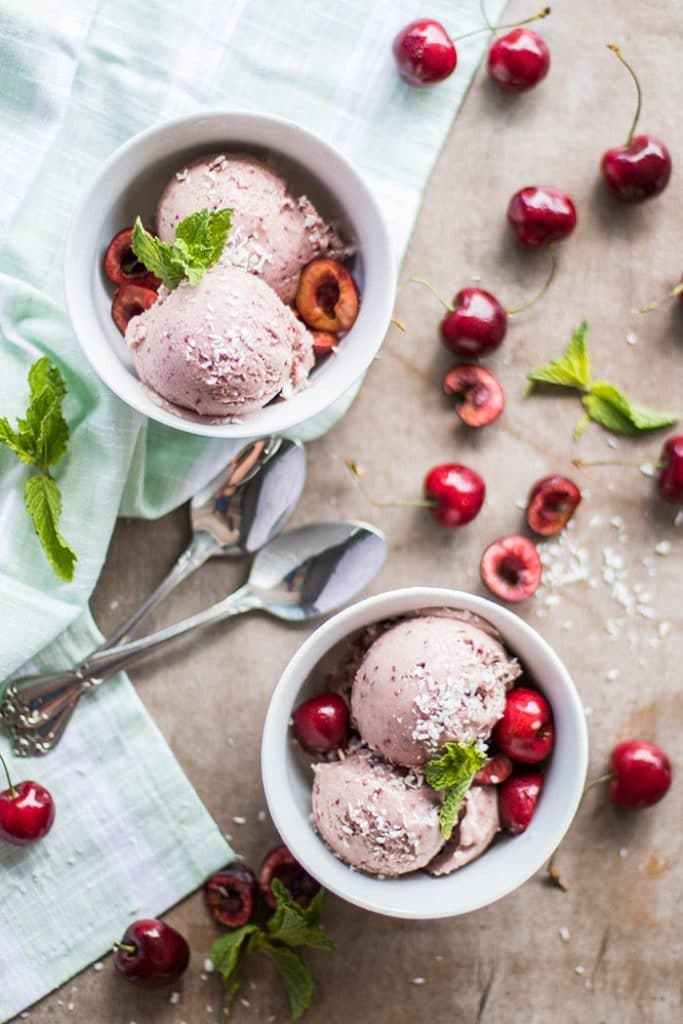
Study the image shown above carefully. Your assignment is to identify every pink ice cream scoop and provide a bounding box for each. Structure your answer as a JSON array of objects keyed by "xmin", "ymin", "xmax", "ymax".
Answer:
[
  {"xmin": 126, "ymin": 263, "xmax": 313, "ymax": 421},
  {"xmin": 156, "ymin": 154, "xmax": 347, "ymax": 305},
  {"xmin": 426, "ymin": 785, "xmax": 500, "ymax": 876},
  {"xmin": 351, "ymin": 615, "xmax": 521, "ymax": 768},
  {"xmin": 312, "ymin": 748, "xmax": 445, "ymax": 876}
]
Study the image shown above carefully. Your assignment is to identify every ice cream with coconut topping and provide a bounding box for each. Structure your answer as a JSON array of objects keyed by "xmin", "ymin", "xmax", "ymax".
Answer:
[
  {"xmin": 156, "ymin": 153, "xmax": 347, "ymax": 304},
  {"xmin": 126, "ymin": 263, "xmax": 313, "ymax": 420},
  {"xmin": 351, "ymin": 615, "xmax": 521, "ymax": 768},
  {"xmin": 306, "ymin": 610, "xmax": 524, "ymax": 878}
]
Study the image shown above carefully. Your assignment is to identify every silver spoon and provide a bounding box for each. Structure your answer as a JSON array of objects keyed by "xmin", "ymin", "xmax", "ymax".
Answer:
[
  {"xmin": 98, "ymin": 436, "xmax": 306, "ymax": 652},
  {"xmin": 3, "ymin": 520, "xmax": 387, "ymax": 755}
]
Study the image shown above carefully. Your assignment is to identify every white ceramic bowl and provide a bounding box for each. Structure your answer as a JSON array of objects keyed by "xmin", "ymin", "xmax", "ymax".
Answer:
[
  {"xmin": 261, "ymin": 588, "xmax": 588, "ymax": 920},
  {"xmin": 64, "ymin": 111, "xmax": 395, "ymax": 438}
]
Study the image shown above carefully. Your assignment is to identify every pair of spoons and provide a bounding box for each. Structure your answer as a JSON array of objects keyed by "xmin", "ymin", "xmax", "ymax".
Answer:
[{"xmin": 2, "ymin": 438, "xmax": 387, "ymax": 756}]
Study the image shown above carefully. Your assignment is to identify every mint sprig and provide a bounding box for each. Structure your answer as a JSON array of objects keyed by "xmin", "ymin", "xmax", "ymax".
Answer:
[
  {"xmin": 0, "ymin": 358, "xmax": 76, "ymax": 581},
  {"xmin": 424, "ymin": 741, "xmax": 487, "ymax": 839},
  {"xmin": 210, "ymin": 879, "xmax": 335, "ymax": 1020},
  {"xmin": 131, "ymin": 207, "xmax": 232, "ymax": 290},
  {"xmin": 527, "ymin": 321, "xmax": 678, "ymax": 438}
]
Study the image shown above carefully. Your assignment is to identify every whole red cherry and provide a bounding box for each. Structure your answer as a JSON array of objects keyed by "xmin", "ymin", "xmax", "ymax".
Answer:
[
  {"xmin": 392, "ymin": 19, "xmax": 457, "ymax": 86},
  {"xmin": 0, "ymin": 755, "xmax": 55, "ymax": 846},
  {"xmin": 507, "ymin": 186, "xmax": 577, "ymax": 249},
  {"xmin": 499, "ymin": 772, "xmax": 544, "ymax": 833},
  {"xmin": 487, "ymin": 28, "xmax": 550, "ymax": 92},
  {"xmin": 293, "ymin": 693, "xmax": 350, "ymax": 754},
  {"xmin": 657, "ymin": 436, "xmax": 683, "ymax": 503},
  {"xmin": 440, "ymin": 287, "xmax": 508, "ymax": 357},
  {"xmin": 423, "ymin": 463, "xmax": 485, "ymax": 528},
  {"xmin": 608, "ymin": 741, "xmax": 672, "ymax": 809},
  {"xmin": 113, "ymin": 919, "xmax": 190, "ymax": 988},
  {"xmin": 601, "ymin": 45, "xmax": 672, "ymax": 203},
  {"xmin": 493, "ymin": 687, "xmax": 555, "ymax": 763}
]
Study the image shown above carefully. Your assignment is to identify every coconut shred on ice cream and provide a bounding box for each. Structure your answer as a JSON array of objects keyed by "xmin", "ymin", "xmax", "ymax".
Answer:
[
  {"xmin": 308, "ymin": 611, "xmax": 523, "ymax": 878},
  {"xmin": 121, "ymin": 152, "xmax": 352, "ymax": 422}
]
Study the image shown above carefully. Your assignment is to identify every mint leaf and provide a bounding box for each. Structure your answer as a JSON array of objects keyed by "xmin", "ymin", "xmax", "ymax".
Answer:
[
  {"xmin": 24, "ymin": 475, "xmax": 77, "ymax": 582},
  {"xmin": 131, "ymin": 208, "xmax": 232, "ymax": 290},
  {"xmin": 175, "ymin": 207, "xmax": 232, "ymax": 267},
  {"xmin": 210, "ymin": 924, "xmax": 261, "ymax": 996},
  {"xmin": 0, "ymin": 417, "xmax": 36, "ymax": 464},
  {"xmin": 131, "ymin": 217, "xmax": 185, "ymax": 290},
  {"xmin": 587, "ymin": 380, "xmax": 678, "ymax": 432},
  {"xmin": 527, "ymin": 320, "xmax": 591, "ymax": 390},
  {"xmin": 425, "ymin": 741, "xmax": 488, "ymax": 839},
  {"xmin": 267, "ymin": 881, "xmax": 335, "ymax": 951},
  {"xmin": 261, "ymin": 941, "xmax": 315, "ymax": 1020},
  {"xmin": 28, "ymin": 356, "xmax": 67, "ymax": 405}
]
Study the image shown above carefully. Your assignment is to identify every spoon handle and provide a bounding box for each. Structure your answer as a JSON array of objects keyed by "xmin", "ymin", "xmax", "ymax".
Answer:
[
  {"xmin": 0, "ymin": 585, "xmax": 260, "ymax": 734},
  {"xmin": 97, "ymin": 530, "xmax": 219, "ymax": 651}
]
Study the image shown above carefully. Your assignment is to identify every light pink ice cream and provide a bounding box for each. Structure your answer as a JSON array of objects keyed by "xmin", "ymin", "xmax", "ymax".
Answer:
[
  {"xmin": 426, "ymin": 785, "xmax": 500, "ymax": 876},
  {"xmin": 126, "ymin": 263, "xmax": 313, "ymax": 421},
  {"xmin": 157, "ymin": 154, "xmax": 346, "ymax": 304},
  {"xmin": 351, "ymin": 615, "xmax": 521, "ymax": 768},
  {"xmin": 312, "ymin": 748, "xmax": 444, "ymax": 877}
]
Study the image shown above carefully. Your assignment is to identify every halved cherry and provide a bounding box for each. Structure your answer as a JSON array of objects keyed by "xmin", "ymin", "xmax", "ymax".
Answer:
[
  {"xmin": 112, "ymin": 284, "xmax": 158, "ymax": 334},
  {"xmin": 104, "ymin": 227, "xmax": 160, "ymax": 289},
  {"xmin": 526, "ymin": 475, "xmax": 581, "ymax": 536},
  {"xmin": 481, "ymin": 534, "xmax": 542, "ymax": 603},
  {"xmin": 204, "ymin": 865, "xmax": 258, "ymax": 928},
  {"xmin": 295, "ymin": 258, "xmax": 359, "ymax": 332},
  {"xmin": 312, "ymin": 331, "xmax": 339, "ymax": 359},
  {"xmin": 258, "ymin": 844, "xmax": 321, "ymax": 910},
  {"xmin": 442, "ymin": 364, "xmax": 505, "ymax": 427},
  {"xmin": 474, "ymin": 754, "xmax": 514, "ymax": 785}
]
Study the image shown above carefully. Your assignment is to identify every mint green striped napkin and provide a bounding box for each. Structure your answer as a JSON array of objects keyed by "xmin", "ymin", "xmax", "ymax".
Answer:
[{"xmin": 0, "ymin": 1, "xmax": 505, "ymax": 1018}]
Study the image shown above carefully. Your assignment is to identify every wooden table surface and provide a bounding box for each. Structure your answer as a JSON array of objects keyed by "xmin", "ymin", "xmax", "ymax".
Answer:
[{"xmin": 29, "ymin": 2, "xmax": 682, "ymax": 1021}]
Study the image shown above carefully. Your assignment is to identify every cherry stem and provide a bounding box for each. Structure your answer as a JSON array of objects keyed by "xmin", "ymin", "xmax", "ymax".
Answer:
[
  {"xmin": 453, "ymin": 5, "xmax": 550, "ymax": 42},
  {"xmin": 0, "ymin": 753, "xmax": 17, "ymax": 798},
  {"xmin": 346, "ymin": 460, "xmax": 436, "ymax": 510},
  {"xmin": 634, "ymin": 281, "xmax": 683, "ymax": 315},
  {"xmin": 573, "ymin": 457, "xmax": 665, "ymax": 471},
  {"xmin": 113, "ymin": 942, "xmax": 137, "ymax": 954},
  {"xmin": 582, "ymin": 772, "xmax": 615, "ymax": 797},
  {"xmin": 507, "ymin": 245, "xmax": 557, "ymax": 316},
  {"xmin": 607, "ymin": 43, "xmax": 641, "ymax": 145},
  {"xmin": 404, "ymin": 277, "xmax": 452, "ymax": 312}
]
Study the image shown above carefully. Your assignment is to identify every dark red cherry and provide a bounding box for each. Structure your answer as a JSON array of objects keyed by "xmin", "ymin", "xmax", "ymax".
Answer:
[
  {"xmin": 492, "ymin": 687, "xmax": 555, "ymax": 763},
  {"xmin": 113, "ymin": 919, "xmax": 190, "ymax": 988},
  {"xmin": 440, "ymin": 287, "xmax": 508, "ymax": 357},
  {"xmin": 657, "ymin": 436, "xmax": 683, "ymax": 502},
  {"xmin": 392, "ymin": 19, "xmax": 457, "ymax": 86},
  {"xmin": 423, "ymin": 463, "xmax": 486, "ymax": 528},
  {"xmin": 0, "ymin": 780, "xmax": 55, "ymax": 846},
  {"xmin": 499, "ymin": 772, "xmax": 544, "ymax": 833},
  {"xmin": 487, "ymin": 28, "xmax": 550, "ymax": 92},
  {"xmin": 608, "ymin": 741, "xmax": 672, "ymax": 809},
  {"xmin": 507, "ymin": 186, "xmax": 577, "ymax": 249},
  {"xmin": 602, "ymin": 135, "xmax": 672, "ymax": 202},
  {"xmin": 293, "ymin": 693, "xmax": 350, "ymax": 754}
]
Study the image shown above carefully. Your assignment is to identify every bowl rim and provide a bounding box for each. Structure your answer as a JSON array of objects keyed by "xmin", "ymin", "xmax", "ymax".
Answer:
[
  {"xmin": 63, "ymin": 108, "xmax": 396, "ymax": 438},
  {"xmin": 261, "ymin": 586, "xmax": 589, "ymax": 919}
]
